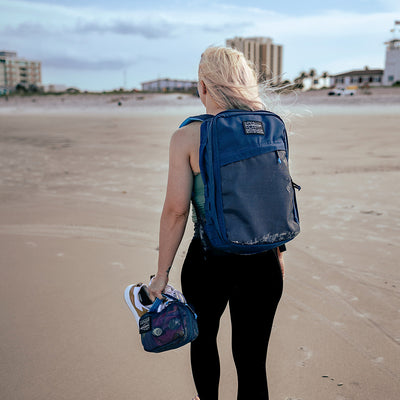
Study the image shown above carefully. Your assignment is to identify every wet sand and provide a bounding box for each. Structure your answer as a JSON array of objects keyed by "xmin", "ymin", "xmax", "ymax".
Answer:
[{"xmin": 0, "ymin": 91, "xmax": 399, "ymax": 399}]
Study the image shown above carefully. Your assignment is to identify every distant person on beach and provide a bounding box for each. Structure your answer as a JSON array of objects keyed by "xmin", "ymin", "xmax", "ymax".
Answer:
[{"xmin": 149, "ymin": 47, "xmax": 286, "ymax": 400}]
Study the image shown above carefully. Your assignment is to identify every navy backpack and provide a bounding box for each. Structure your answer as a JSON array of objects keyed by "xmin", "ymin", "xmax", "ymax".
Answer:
[{"xmin": 180, "ymin": 109, "xmax": 300, "ymax": 255}]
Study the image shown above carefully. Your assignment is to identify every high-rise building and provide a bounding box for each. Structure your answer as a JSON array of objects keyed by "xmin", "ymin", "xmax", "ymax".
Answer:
[
  {"xmin": 0, "ymin": 51, "xmax": 42, "ymax": 90},
  {"xmin": 226, "ymin": 37, "xmax": 283, "ymax": 84}
]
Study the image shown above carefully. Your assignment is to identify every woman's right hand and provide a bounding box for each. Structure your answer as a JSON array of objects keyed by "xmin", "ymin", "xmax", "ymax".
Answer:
[{"xmin": 148, "ymin": 272, "xmax": 169, "ymax": 301}]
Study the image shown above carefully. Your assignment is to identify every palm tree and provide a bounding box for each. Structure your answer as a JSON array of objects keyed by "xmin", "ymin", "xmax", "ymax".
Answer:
[
  {"xmin": 292, "ymin": 71, "xmax": 307, "ymax": 89},
  {"xmin": 308, "ymin": 69, "xmax": 317, "ymax": 89}
]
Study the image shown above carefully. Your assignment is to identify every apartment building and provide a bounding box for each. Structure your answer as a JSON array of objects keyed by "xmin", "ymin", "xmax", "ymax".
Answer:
[
  {"xmin": 226, "ymin": 37, "xmax": 283, "ymax": 84},
  {"xmin": 0, "ymin": 51, "xmax": 42, "ymax": 90}
]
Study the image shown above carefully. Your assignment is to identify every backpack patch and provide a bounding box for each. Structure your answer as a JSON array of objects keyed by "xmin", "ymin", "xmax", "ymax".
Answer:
[{"xmin": 242, "ymin": 120, "xmax": 265, "ymax": 135}]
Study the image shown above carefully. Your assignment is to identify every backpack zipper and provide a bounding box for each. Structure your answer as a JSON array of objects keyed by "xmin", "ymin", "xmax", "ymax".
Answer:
[{"xmin": 292, "ymin": 181, "xmax": 301, "ymax": 191}]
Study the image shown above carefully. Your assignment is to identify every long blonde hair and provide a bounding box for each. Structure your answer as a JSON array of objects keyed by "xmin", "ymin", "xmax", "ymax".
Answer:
[{"xmin": 198, "ymin": 46, "xmax": 264, "ymax": 111}]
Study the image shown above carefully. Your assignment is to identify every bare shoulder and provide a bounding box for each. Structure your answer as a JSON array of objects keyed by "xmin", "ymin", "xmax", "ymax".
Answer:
[
  {"xmin": 170, "ymin": 122, "xmax": 201, "ymax": 148},
  {"xmin": 170, "ymin": 122, "xmax": 201, "ymax": 173}
]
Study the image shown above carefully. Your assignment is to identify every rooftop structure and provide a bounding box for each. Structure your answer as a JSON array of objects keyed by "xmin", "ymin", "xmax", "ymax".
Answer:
[{"xmin": 0, "ymin": 51, "xmax": 17, "ymax": 58}]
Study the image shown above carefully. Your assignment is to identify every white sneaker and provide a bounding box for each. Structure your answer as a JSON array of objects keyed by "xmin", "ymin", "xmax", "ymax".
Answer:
[{"xmin": 124, "ymin": 283, "xmax": 152, "ymax": 327}]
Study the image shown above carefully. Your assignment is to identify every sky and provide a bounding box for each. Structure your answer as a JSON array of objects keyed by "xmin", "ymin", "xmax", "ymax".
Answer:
[{"xmin": 0, "ymin": 0, "xmax": 399, "ymax": 91}]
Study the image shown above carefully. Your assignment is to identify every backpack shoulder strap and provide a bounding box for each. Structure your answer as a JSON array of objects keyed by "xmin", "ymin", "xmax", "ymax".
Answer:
[{"xmin": 179, "ymin": 114, "xmax": 213, "ymax": 128}]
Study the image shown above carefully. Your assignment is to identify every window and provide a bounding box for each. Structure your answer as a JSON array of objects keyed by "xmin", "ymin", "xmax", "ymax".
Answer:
[{"xmin": 388, "ymin": 76, "xmax": 394, "ymax": 82}]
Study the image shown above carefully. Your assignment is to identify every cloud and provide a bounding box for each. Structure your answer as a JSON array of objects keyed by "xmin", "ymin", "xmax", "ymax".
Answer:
[
  {"xmin": 1, "ymin": 22, "xmax": 48, "ymax": 36},
  {"xmin": 74, "ymin": 19, "xmax": 177, "ymax": 39},
  {"xmin": 1, "ymin": 0, "xmax": 398, "ymax": 89},
  {"xmin": 1, "ymin": 20, "xmax": 176, "ymax": 40},
  {"xmin": 200, "ymin": 22, "xmax": 249, "ymax": 33},
  {"xmin": 43, "ymin": 56, "xmax": 136, "ymax": 71},
  {"xmin": 377, "ymin": 0, "xmax": 400, "ymax": 12},
  {"xmin": 5, "ymin": 2, "xmax": 394, "ymax": 42}
]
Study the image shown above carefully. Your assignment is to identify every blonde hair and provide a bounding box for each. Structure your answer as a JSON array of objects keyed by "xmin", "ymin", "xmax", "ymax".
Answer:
[{"xmin": 198, "ymin": 46, "xmax": 264, "ymax": 111}]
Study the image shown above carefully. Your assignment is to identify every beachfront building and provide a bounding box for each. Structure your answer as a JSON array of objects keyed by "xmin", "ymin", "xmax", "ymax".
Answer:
[
  {"xmin": 0, "ymin": 51, "xmax": 41, "ymax": 91},
  {"xmin": 383, "ymin": 39, "xmax": 400, "ymax": 85},
  {"xmin": 42, "ymin": 84, "xmax": 68, "ymax": 93},
  {"xmin": 329, "ymin": 67, "xmax": 383, "ymax": 88},
  {"xmin": 226, "ymin": 37, "xmax": 283, "ymax": 84},
  {"xmin": 141, "ymin": 78, "xmax": 197, "ymax": 92},
  {"xmin": 301, "ymin": 72, "xmax": 331, "ymax": 90}
]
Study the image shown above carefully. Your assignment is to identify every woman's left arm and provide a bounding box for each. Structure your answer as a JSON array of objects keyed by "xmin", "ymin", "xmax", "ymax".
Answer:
[{"xmin": 148, "ymin": 129, "xmax": 193, "ymax": 300}]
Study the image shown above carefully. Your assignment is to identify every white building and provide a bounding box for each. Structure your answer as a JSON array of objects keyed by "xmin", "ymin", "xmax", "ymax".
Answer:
[
  {"xmin": 0, "ymin": 51, "xmax": 41, "ymax": 90},
  {"xmin": 141, "ymin": 78, "xmax": 197, "ymax": 92},
  {"xmin": 226, "ymin": 37, "xmax": 283, "ymax": 84},
  {"xmin": 42, "ymin": 84, "xmax": 68, "ymax": 93},
  {"xmin": 383, "ymin": 39, "xmax": 400, "ymax": 85},
  {"xmin": 329, "ymin": 67, "xmax": 383, "ymax": 88},
  {"xmin": 302, "ymin": 74, "xmax": 331, "ymax": 90}
]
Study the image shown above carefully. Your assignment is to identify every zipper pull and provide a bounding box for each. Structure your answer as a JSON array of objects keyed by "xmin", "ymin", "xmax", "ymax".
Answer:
[
  {"xmin": 292, "ymin": 181, "xmax": 301, "ymax": 191},
  {"xmin": 275, "ymin": 151, "xmax": 282, "ymax": 164}
]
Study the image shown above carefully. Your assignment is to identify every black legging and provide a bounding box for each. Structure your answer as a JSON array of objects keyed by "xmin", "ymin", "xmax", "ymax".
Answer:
[{"xmin": 181, "ymin": 238, "xmax": 283, "ymax": 400}]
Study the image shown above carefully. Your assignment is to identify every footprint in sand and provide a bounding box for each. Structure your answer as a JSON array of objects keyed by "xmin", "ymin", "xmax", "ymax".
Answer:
[
  {"xmin": 297, "ymin": 346, "xmax": 313, "ymax": 367},
  {"xmin": 111, "ymin": 262, "xmax": 125, "ymax": 269},
  {"xmin": 322, "ymin": 375, "xmax": 344, "ymax": 387}
]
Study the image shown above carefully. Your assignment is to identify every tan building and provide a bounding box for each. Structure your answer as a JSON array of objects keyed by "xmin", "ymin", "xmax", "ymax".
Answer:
[
  {"xmin": 0, "ymin": 51, "xmax": 41, "ymax": 90},
  {"xmin": 226, "ymin": 37, "xmax": 283, "ymax": 84}
]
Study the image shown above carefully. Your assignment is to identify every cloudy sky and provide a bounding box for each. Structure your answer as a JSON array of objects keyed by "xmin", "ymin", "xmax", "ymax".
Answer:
[{"xmin": 1, "ymin": 0, "xmax": 399, "ymax": 91}]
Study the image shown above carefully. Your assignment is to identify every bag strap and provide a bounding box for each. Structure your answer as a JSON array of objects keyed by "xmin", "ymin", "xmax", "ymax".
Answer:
[
  {"xmin": 148, "ymin": 293, "xmax": 181, "ymax": 312},
  {"xmin": 149, "ymin": 293, "xmax": 198, "ymax": 319},
  {"xmin": 179, "ymin": 114, "xmax": 213, "ymax": 128},
  {"xmin": 149, "ymin": 297, "xmax": 164, "ymax": 312}
]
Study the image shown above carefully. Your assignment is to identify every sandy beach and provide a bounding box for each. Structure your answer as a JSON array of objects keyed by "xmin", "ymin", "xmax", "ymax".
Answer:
[{"xmin": 0, "ymin": 89, "xmax": 399, "ymax": 400}]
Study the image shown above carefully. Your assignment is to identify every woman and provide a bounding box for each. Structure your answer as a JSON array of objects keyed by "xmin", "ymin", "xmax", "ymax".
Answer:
[{"xmin": 149, "ymin": 47, "xmax": 285, "ymax": 400}]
